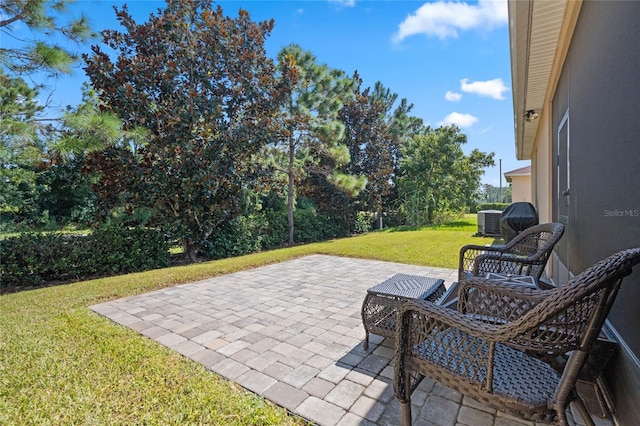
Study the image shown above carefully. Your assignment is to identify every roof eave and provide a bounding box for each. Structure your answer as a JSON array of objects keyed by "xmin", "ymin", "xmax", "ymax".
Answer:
[{"xmin": 508, "ymin": 0, "xmax": 573, "ymax": 160}]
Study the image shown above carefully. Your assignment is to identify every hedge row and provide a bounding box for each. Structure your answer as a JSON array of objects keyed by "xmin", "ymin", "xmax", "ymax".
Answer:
[
  {"xmin": 0, "ymin": 226, "xmax": 170, "ymax": 290},
  {"xmin": 475, "ymin": 203, "xmax": 510, "ymax": 212}
]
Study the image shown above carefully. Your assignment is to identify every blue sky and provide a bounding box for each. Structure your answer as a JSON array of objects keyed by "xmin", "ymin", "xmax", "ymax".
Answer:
[{"xmin": 9, "ymin": 0, "xmax": 528, "ymax": 185}]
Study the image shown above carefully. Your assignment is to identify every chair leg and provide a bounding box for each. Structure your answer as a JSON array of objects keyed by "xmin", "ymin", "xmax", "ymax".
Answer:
[
  {"xmin": 400, "ymin": 401, "xmax": 412, "ymax": 426},
  {"xmin": 556, "ymin": 406, "xmax": 569, "ymax": 426},
  {"xmin": 556, "ymin": 398, "xmax": 596, "ymax": 426},
  {"xmin": 361, "ymin": 295, "xmax": 370, "ymax": 350},
  {"xmin": 572, "ymin": 396, "xmax": 595, "ymax": 426}
]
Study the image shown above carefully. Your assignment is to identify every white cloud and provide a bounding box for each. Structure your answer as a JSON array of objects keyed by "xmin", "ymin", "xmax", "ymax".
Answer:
[
  {"xmin": 477, "ymin": 125, "xmax": 494, "ymax": 135},
  {"xmin": 393, "ymin": 0, "xmax": 507, "ymax": 42},
  {"xmin": 438, "ymin": 112, "xmax": 478, "ymax": 128},
  {"xmin": 329, "ymin": 0, "xmax": 356, "ymax": 7},
  {"xmin": 445, "ymin": 91, "xmax": 462, "ymax": 102},
  {"xmin": 460, "ymin": 78, "xmax": 509, "ymax": 100}
]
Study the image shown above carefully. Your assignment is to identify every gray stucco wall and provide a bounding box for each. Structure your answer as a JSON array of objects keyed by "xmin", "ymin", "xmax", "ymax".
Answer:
[{"xmin": 551, "ymin": 1, "xmax": 640, "ymax": 422}]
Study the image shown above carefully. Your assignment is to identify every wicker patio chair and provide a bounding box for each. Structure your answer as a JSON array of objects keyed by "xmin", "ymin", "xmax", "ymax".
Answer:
[
  {"xmin": 459, "ymin": 222, "xmax": 565, "ymax": 282},
  {"xmin": 394, "ymin": 247, "xmax": 640, "ymax": 426}
]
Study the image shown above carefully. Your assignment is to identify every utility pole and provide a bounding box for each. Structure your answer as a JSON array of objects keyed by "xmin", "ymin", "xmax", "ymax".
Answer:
[{"xmin": 499, "ymin": 159, "xmax": 502, "ymax": 202}]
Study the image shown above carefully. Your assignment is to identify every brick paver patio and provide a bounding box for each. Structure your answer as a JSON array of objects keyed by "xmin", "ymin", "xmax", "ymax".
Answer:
[{"xmin": 90, "ymin": 255, "xmax": 608, "ymax": 426}]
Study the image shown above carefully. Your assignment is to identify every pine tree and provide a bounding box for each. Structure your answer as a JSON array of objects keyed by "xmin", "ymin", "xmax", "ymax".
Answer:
[
  {"xmin": 0, "ymin": 0, "xmax": 93, "ymax": 76},
  {"xmin": 268, "ymin": 44, "xmax": 365, "ymax": 245}
]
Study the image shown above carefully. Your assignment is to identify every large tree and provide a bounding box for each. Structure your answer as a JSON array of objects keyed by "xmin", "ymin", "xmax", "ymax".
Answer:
[
  {"xmin": 479, "ymin": 183, "xmax": 512, "ymax": 204},
  {"xmin": 0, "ymin": 73, "xmax": 118, "ymax": 228},
  {"xmin": 338, "ymin": 74, "xmax": 394, "ymax": 230},
  {"xmin": 398, "ymin": 125, "xmax": 495, "ymax": 225},
  {"xmin": 0, "ymin": 71, "xmax": 45, "ymax": 224},
  {"xmin": 370, "ymin": 83, "xmax": 426, "ymax": 225},
  {"xmin": 268, "ymin": 44, "xmax": 364, "ymax": 245},
  {"xmin": 0, "ymin": 1, "xmax": 101, "ymax": 229},
  {"xmin": 84, "ymin": 0, "xmax": 286, "ymax": 260}
]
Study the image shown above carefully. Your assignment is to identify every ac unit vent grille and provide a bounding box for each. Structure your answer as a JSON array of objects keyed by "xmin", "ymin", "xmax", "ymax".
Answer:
[{"xmin": 477, "ymin": 211, "xmax": 502, "ymax": 237}]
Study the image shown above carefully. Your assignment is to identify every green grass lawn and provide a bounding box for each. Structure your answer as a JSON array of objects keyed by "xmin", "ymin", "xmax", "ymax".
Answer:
[{"xmin": 0, "ymin": 216, "xmax": 491, "ymax": 425}]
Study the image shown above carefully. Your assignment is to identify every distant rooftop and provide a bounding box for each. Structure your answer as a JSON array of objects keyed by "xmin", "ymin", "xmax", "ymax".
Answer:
[{"xmin": 504, "ymin": 165, "xmax": 531, "ymax": 183}]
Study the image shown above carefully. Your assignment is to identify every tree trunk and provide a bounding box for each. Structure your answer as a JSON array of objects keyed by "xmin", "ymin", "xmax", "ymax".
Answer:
[
  {"xmin": 287, "ymin": 135, "xmax": 295, "ymax": 245},
  {"xmin": 183, "ymin": 239, "xmax": 199, "ymax": 262},
  {"xmin": 376, "ymin": 195, "xmax": 383, "ymax": 230}
]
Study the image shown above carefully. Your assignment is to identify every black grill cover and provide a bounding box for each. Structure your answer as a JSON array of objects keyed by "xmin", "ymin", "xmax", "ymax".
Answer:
[{"xmin": 500, "ymin": 202, "xmax": 539, "ymax": 243}]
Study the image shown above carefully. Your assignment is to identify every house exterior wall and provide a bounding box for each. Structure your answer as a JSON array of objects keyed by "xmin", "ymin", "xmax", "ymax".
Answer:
[
  {"xmin": 509, "ymin": 175, "xmax": 531, "ymax": 202},
  {"xmin": 532, "ymin": 112, "xmax": 552, "ymax": 223},
  {"xmin": 531, "ymin": 110, "xmax": 555, "ymax": 279},
  {"xmin": 548, "ymin": 1, "xmax": 640, "ymax": 423}
]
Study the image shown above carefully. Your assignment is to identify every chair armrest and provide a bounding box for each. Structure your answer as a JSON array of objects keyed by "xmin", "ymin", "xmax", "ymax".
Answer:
[
  {"xmin": 460, "ymin": 243, "xmax": 508, "ymax": 253},
  {"xmin": 457, "ymin": 277, "xmax": 549, "ymax": 324},
  {"xmin": 456, "ymin": 278, "xmax": 580, "ymax": 354},
  {"xmin": 471, "ymin": 252, "xmax": 543, "ymax": 277}
]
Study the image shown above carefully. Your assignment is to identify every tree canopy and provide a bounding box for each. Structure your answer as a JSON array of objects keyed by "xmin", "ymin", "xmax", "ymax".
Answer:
[
  {"xmin": 269, "ymin": 44, "xmax": 365, "ymax": 244},
  {"xmin": 0, "ymin": 0, "xmax": 93, "ymax": 77},
  {"xmin": 399, "ymin": 125, "xmax": 495, "ymax": 225},
  {"xmin": 0, "ymin": 1, "xmax": 101, "ymax": 229},
  {"xmin": 338, "ymin": 74, "xmax": 394, "ymax": 230},
  {"xmin": 0, "ymin": 71, "xmax": 44, "ymax": 222},
  {"xmin": 1, "ymin": 0, "xmax": 499, "ymax": 262},
  {"xmin": 84, "ymin": 0, "xmax": 286, "ymax": 260}
]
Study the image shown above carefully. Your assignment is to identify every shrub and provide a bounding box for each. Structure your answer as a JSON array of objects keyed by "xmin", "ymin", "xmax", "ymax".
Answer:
[
  {"xmin": 476, "ymin": 203, "xmax": 510, "ymax": 212},
  {"xmin": 201, "ymin": 195, "xmax": 350, "ymax": 259},
  {"xmin": 88, "ymin": 226, "xmax": 171, "ymax": 274},
  {"xmin": 353, "ymin": 211, "xmax": 373, "ymax": 234},
  {"xmin": 0, "ymin": 225, "xmax": 170, "ymax": 290},
  {"xmin": 201, "ymin": 215, "xmax": 267, "ymax": 260},
  {"xmin": 0, "ymin": 233, "xmax": 71, "ymax": 287},
  {"xmin": 430, "ymin": 209, "xmax": 465, "ymax": 225},
  {"xmin": 260, "ymin": 208, "xmax": 288, "ymax": 250},
  {"xmin": 294, "ymin": 205, "xmax": 345, "ymax": 243}
]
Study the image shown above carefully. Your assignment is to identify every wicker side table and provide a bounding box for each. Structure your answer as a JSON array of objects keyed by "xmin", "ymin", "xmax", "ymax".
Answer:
[{"xmin": 361, "ymin": 274, "xmax": 445, "ymax": 349}]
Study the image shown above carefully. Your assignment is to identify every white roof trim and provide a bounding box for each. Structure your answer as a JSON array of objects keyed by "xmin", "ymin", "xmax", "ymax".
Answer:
[
  {"xmin": 504, "ymin": 165, "xmax": 531, "ymax": 177},
  {"xmin": 509, "ymin": 0, "xmax": 570, "ymax": 160}
]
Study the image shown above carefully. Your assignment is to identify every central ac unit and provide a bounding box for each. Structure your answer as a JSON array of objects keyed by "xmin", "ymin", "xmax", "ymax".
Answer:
[{"xmin": 477, "ymin": 210, "xmax": 502, "ymax": 237}]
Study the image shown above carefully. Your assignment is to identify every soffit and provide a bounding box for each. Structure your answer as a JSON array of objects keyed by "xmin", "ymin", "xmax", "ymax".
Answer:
[{"xmin": 509, "ymin": 0, "xmax": 568, "ymax": 160}]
